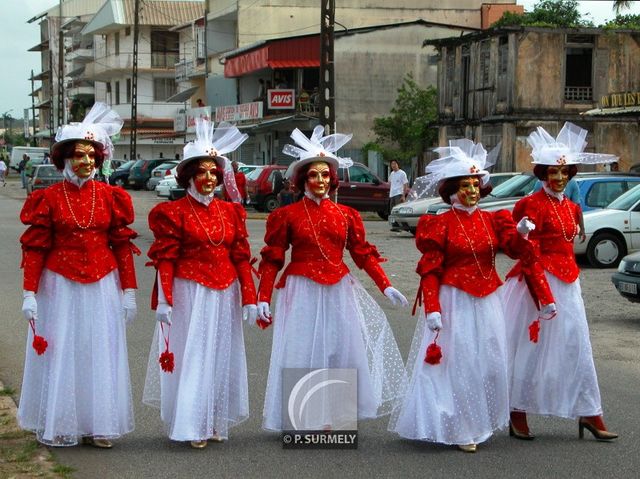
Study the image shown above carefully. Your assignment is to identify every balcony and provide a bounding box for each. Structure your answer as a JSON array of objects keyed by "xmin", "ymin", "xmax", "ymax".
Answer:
[
  {"xmin": 66, "ymin": 47, "xmax": 94, "ymax": 63},
  {"xmin": 151, "ymin": 52, "xmax": 179, "ymax": 69},
  {"xmin": 110, "ymin": 103, "xmax": 182, "ymax": 121},
  {"xmin": 66, "ymin": 79, "xmax": 95, "ymax": 98},
  {"xmin": 85, "ymin": 53, "xmax": 178, "ymax": 81},
  {"xmin": 175, "ymin": 59, "xmax": 205, "ymax": 82},
  {"xmin": 565, "ymin": 86, "xmax": 593, "ymax": 102}
]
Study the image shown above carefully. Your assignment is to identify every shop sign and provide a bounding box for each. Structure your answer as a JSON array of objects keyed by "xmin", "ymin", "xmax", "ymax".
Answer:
[
  {"xmin": 186, "ymin": 106, "xmax": 212, "ymax": 133},
  {"xmin": 268, "ymin": 89, "xmax": 295, "ymax": 109},
  {"xmin": 215, "ymin": 102, "xmax": 263, "ymax": 122},
  {"xmin": 600, "ymin": 91, "xmax": 640, "ymax": 108}
]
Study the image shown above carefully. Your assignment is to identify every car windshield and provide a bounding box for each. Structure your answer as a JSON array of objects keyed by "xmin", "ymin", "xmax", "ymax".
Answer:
[
  {"xmin": 132, "ymin": 160, "xmax": 146, "ymax": 168},
  {"xmin": 246, "ymin": 167, "xmax": 265, "ymax": 180},
  {"xmin": 607, "ymin": 184, "xmax": 640, "ymax": 210},
  {"xmin": 489, "ymin": 174, "xmax": 536, "ymax": 198},
  {"xmin": 117, "ymin": 160, "xmax": 135, "ymax": 170},
  {"xmin": 36, "ymin": 167, "xmax": 62, "ymax": 178}
]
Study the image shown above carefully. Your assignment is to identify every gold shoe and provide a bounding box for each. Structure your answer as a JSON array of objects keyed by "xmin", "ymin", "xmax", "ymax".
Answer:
[
  {"xmin": 458, "ymin": 443, "xmax": 477, "ymax": 453},
  {"xmin": 82, "ymin": 437, "xmax": 113, "ymax": 449},
  {"xmin": 190, "ymin": 440, "xmax": 208, "ymax": 449}
]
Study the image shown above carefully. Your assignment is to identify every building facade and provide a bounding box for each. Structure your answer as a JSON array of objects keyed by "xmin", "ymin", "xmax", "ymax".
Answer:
[{"xmin": 428, "ymin": 26, "xmax": 640, "ymax": 172}]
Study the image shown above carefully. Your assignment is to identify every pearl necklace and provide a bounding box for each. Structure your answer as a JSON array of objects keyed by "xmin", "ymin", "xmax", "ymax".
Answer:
[
  {"xmin": 187, "ymin": 195, "xmax": 226, "ymax": 247},
  {"xmin": 303, "ymin": 196, "xmax": 349, "ymax": 268},
  {"xmin": 545, "ymin": 192, "xmax": 577, "ymax": 242},
  {"xmin": 62, "ymin": 180, "xmax": 96, "ymax": 230},
  {"xmin": 452, "ymin": 208, "xmax": 495, "ymax": 280}
]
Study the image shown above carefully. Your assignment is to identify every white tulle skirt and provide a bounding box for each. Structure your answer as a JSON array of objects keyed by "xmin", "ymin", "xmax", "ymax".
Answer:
[
  {"xmin": 18, "ymin": 269, "xmax": 134, "ymax": 446},
  {"xmin": 389, "ymin": 286, "xmax": 509, "ymax": 445},
  {"xmin": 502, "ymin": 273, "xmax": 602, "ymax": 418},
  {"xmin": 262, "ymin": 274, "xmax": 406, "ymax": 431},
  {"xmin": 143, "ymin": 279, "xmax": 249, "ymax": 441}
]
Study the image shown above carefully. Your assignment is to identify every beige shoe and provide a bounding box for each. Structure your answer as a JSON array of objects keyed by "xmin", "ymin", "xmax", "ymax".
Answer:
[
  {"xmin": 82, "ymin": 437, "xmax": 113, "ymax": 449},
  {"xmin": 457, "ymin": 443, "xmax": 477, "ymax": 453},
  {"xmin": 190, "ymin": 440, "xmax": 208, "ymax": 449},
  {"xmin": 209, "ymin": 435, "xmax": 224, "ymax": 443}
]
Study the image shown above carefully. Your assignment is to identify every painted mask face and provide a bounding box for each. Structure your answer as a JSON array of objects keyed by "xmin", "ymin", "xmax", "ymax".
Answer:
[
  {"xmin": 194, "ymin": 160, "xmax": 218, "ymax": 195},
  {"xmin": 69, "ymin": 141, "xmax": 96, "ymax": 178},
  {"xmin": 547, "ymin": 165, "xmax": 570, "ymax": 192},
  {"xmin": 456, "ymin": 176, "xmax": 481, "ymax": 207},
  {"xmin": 306, "ymin": 161, "xmax": 331, "ymax": 198}
]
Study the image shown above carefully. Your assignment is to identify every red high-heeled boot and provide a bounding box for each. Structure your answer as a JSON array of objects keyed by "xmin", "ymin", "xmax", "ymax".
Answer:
[
  {"xmin": 579, "ymin": 416, "xmax": 618, "ymax": 441},
  {"xmin": 509, "ymin": 410, "xmax": 535, "ymax": 440}
]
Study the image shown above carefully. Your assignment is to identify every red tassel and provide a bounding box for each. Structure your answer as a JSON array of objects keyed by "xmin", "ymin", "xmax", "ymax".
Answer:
[
  {"xmin": 159, "ymin": 324, "xmax": 175, "ymax": 373},
  {"xmin": 256, "ymin": 317, "xmax": 272, "ymax": 330},
  {"xmin": 528, "ymin": 318, "xmax": 540, "ymax": 343},
  {"xmin": 29, "ymin": 319, "xmax": 48, "ymax": 355},
  {"xmin": 424, "ymin": 331, "xmax": 442, "ymax": 365}
]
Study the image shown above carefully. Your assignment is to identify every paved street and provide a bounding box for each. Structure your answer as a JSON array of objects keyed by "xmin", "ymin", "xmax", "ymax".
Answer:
[{"xmin": 0, "ymin": 180, "xmax": 639, "ymax": 478}]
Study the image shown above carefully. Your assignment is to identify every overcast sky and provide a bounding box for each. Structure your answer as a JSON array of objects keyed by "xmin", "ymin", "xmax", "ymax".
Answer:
[{"xmin": 1, "ymin": 0, "xmax": 639, "ymax": 125}]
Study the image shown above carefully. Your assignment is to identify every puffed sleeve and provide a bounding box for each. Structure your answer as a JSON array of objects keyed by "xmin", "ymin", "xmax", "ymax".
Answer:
[
  {"xmin": 258, "ymin": 208, "xmax": 289, "ymax": 303},
  {"xmin": 508, "ymin": 199, "xmax": 555, "ymax": 307},
  {"xmin": 345, "ymin": 207, "xmax": 391, "ymax": 293},
  {"xmin": 415, "ymin": 214, "xmax": 446, "ymax": 314},
  {"xmin": 147, "ymin": 202, "xmax": 182, "ymax": 308},
  {"xmin": 109, "ymin": 187, "xmax": 140, "ymax": 290},
  {"xmin": 491, "ymin": 209, "xmax": 530, "ymax": 260},
  {"xmin": 20, "ymin": 190, "xmax": 52, "ymax": 292},
  {"xmin": 229, "ymin": 203, "xmax": 257, "ymax": 306}
]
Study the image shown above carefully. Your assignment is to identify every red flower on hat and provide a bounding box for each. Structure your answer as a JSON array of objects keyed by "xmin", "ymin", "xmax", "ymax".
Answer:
[
  {"xmin": 469, "ymin": 165, "xmax": 479, "ymax": 174},
  {"xmin": 424, "ymin": 331, "xmax": 442, "ymax": 365},
  {"xmin": 557, "ymin": 155, "xmax": 567, "ymax": 165},
  {"xmin": 528, "ymin": 318, "xmax": 540, "ymax": 343},
  {"xmin": 84, "ymin": 131, "xmax": 95, "ymax": 141},
  {"xmin": 319, "ymin": 152, "xmax": 326, "ymax": 157},
  {"xmin": 205, "ymin": 148, "xmax": 219, "ymax": 157}
]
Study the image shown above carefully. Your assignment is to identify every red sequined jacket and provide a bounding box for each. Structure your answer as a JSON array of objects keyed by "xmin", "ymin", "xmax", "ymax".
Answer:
[
  {"xmin": 147, "ymin": 196, "xmax": 257, "ymax": 308},
  {"xmin": 416, "ymin": 208, "xmax": 554, "ymax": 313},
  {"xmin": 507, "ymin": 190, "xmax": 581, "ymax": 284},
  {"xmin": 20, "ymin": 180, "xmax": 139, "ymax": 292},
  {"xmin": 257, "ymin": 197, "xmax": 392, "ymax": 303}
]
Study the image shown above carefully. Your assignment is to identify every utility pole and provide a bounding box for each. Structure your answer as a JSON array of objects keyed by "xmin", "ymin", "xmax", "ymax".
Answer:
[
  {"xmin": 30, "ymin": 70, "xmax": 37, "ymax": 146},
  {"xmin": 57, "ymin": 0, "xmax": 64, "ymax": 128},
  {"xmin": 130, "ymin": 0, "xmax": 140, "ymax": 161},
  {"xmin": 319, "ymin": 0, "xmax": 335, "ymax": 134},
  {"xmin": 49, "ymin": 49, "xmax": 55, "ymax": 139}
]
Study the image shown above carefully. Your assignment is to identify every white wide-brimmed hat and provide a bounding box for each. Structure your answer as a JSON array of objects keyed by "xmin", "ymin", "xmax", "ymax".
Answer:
[
  {"xmin": 177, "ymin": 118, "xmax": 248, "ymax": 202},
  {"xmin": 528, "ymin": 122, "xmax": 618, "ymax": 165},
  {"xmin": 420, "ymin": 139, "xmax": 501, "ymax": 197},
  {"xmin": 51, "ymin": 102, "xmax": 123, "ymax": 168},
  {"xmin": 283, "ymin": 125, "xmax": 354, "ymax": 179}
]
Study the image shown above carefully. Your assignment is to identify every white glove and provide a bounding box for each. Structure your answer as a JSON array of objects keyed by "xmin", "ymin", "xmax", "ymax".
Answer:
[
  {"xmin": 243, "ymin": 304, "xmax": 258, "ymax": 322},
  {"xmin": 426, "ymin": 312, "xmax": 442, "ymax": 331},
  {"xmin": 22, "ymin": 290, "xmax": 37, "ymax": 321},
  {"xmin": 156, "ymin": 302, "xmax": 172, "ymax": 325},
  {"xmin": 540, "ymin": 303, "xmax": 557, "ymax": 320},
  {"xmin": 516, "ymin": 216, "xmax": 536, "ymax": 237},
  {"xmin": 384, "ymin": 287, "xmax": 409, "ymax": 307},
  {"xmin": 257, "ymin": 302, "xmax": 272, "ymax": 322},
  {"xmin": 123, "ymin": 288, "xmax": 137, "ymax": 324}
]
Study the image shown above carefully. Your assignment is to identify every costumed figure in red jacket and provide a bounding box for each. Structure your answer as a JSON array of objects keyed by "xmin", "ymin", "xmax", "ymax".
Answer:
[
  {"xmin": 18, "ymin": 103, "xmax": 138, "ymax": 448},
  {"xmin": 257, "ymin": 126, "xmax": 409, "ymax": 431},
  {"xmin": 503, "ymin": 122, "xmax": 618, "ymax": 441},
  {"xmin": 388, "ymin": 140, "xmax": 555, "ymax": 453},
  {"xmin": 142, "ymin": 119, "xmax": 257, "ymax": 449}
]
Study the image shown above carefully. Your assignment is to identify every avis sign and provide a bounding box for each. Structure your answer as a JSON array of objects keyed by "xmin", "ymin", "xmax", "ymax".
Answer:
[{"xmin": 268, "ymin": 89, "xmax": 295, "ymax": 110}]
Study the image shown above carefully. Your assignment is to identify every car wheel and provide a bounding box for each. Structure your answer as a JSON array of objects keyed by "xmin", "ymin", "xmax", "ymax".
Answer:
[
  {"xmin": 114, "ymin": 178, "xmax": 125, "ymax": 187},
  {"xmin": 146, "ymin": 179, "xmax": 155, "ymax": 191},
  {"xmin": 586, "ymin": 232, "xmax": 626, "ymax": 268},
  {"xmin": 264, "ymin": 195, "xmax": 279, "ymax": 213},
  {"xmin": 377, "ymin": 210, "xmax": 389, "ymax": 221}
]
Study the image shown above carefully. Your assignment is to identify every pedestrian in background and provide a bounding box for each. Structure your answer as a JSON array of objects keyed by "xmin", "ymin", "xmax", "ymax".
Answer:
[
  {"xmin": 277, "ymin": 178, "xmax": 294, "ymax": 207},
  {"xmin": 225, "ymin": 160, "xmax": 247, "ymax": 204},
  {"xmin": 19, "ymin": 154, "xmax": 29, "ymax": 188},
  {"xmin": 389, "ymin": 159, "xmax": 409, "ymax": 231},
  {"xmin": 42, "ymin": 152, "xmax": 50, "ymax": 164},
  {"xmin": 0, "ymin": 157, "xmax": 7, "ymax": 186}
]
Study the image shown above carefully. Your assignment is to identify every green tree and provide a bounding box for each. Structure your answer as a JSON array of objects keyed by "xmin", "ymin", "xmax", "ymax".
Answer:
[
  {"xmin": 613, "ymin": 1, "xmax": 632, "ymax": 15},
  {"xmin": 369, "ymin": 74, "xmax": 438, "ymax": 165},
  {"xmin": 492, "ymin": 0, "xmax": 588, "ymax": 28}
]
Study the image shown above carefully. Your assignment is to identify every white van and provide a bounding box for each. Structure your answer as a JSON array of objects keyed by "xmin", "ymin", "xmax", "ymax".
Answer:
[{"xmin": 10, "ymin": 147, "xmax": 50, "ymax": 171}]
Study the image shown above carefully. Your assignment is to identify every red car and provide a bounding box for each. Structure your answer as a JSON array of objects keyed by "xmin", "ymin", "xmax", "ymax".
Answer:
[{"xmin": 247, "ymin": 162, "xmax": 390, "ymax": 217}]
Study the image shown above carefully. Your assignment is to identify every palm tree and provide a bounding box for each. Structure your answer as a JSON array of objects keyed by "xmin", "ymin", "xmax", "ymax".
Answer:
[{"xmin": 613, "ymin": 1, "xmax": 631, "ymax": 15}]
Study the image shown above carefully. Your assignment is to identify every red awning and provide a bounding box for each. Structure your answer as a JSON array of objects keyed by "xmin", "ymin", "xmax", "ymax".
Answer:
[{"xmin": 225, "ymin": 36, "xmax": 320, "ymax": 77}]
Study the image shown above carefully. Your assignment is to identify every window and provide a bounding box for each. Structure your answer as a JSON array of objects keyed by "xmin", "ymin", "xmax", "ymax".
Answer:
[
  {"xmin": 586, "ymin": 180, "xmax": 640, "ymax": 208},
  {"xmin": 106, "ymin": 82, "xmax": 112, "ymax": 105},
  {"xmin": 115, "ymin": 81, "xmax": 120, "ymax": 105},
  {"xmin": 125, "ymin": 26, "xmax": 131, "ymax": 36},
  {"xmin": 348, "ymin": 166, "xmax": 374, "ymax": 183},
  {"xmin": 337, "ymin": 168, "xmax": 346, "ymax": 181},
  {"xmin": 153, "ymin": 78, "xmax": 177, "ymax": 101},
  {"xmin": 126, "ymin": 78, "xmax": 131, "ymax": 103},
  {"xmin": 497, "ymin": 36, "xmax": 509, "ymax": 103},
  {"xmin": 115, "ymin": 32, "xmax": 120, "ymax": 55},
  {"xmin": 151, "ymin": 30, "xmax": 179, "ymax": 68},
  {"xmin": 565, "ymin": 35, "xmax": 593, "ymax": 102},
  {"xmin": 480, "ymin": 40, "xmax": 490, "ymax": 87},
  {"xmin": 444, "ymin": 47, "xmax": 455, "ymax": 106}
]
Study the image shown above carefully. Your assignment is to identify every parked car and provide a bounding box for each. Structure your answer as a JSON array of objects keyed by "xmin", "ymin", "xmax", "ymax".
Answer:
[
  {"xmin": 156, "ymin": 176, "xmax": 176, "ymax": 198},
  {"xmin": 147, "ymin": 160, "xmax": 179, "ymax": 191},
  {"xmin": 109, "ymin": 160, "xmax": 136, "ymax": 187},
  {"xmin": 165, "ymin": 163, "xmax": 256, "ymax": 200},
  {"xmin": 389, "ymin": 172, "xmax": 524, "ymax": 234},
  {"xmin": 26, "ymin": 164, "xmax": 63, "ymax": 195},
  {"xmin": 575, "ymin": 183, "xmax": 640, "ymax": 268},
  {"xmin": 611, "ymin": 251, "xmax": 640, "ymax": 302},
  {"xmin": 247, "ymin": 165, "xmax": 286, "ymax": 212},
  {"xmin": 337, "ymin": 162, "xmax": 390, "ymax": 219},
  {"xmin": 128, "ymin": 158, "xmax": 167, "ymax": 190}
]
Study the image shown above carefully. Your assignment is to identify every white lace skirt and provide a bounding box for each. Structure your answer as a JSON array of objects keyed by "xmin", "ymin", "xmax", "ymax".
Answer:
[
  {"xmin": 262, "ymin": 274, "xmax": 406, "ymax": 431},
  {"xmin": 389, "ymin": 286, "xmax": 509, "ymax": 445},
  {"xmin": 18, "ymin": 269, "xmax": 134, "ymax": 446},
  {"xmin": 502, "ymin": 273, "xmax": 602, "ymax": 418},
  {"xmin": 143, "ymin": 279, "xmax": 249, "ymax": 441}
]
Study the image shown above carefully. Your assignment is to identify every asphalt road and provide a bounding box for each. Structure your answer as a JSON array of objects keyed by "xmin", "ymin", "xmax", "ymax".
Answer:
[{"xmin": 0, "ymin": 180, "xmax": 639, "ymax": 479}]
